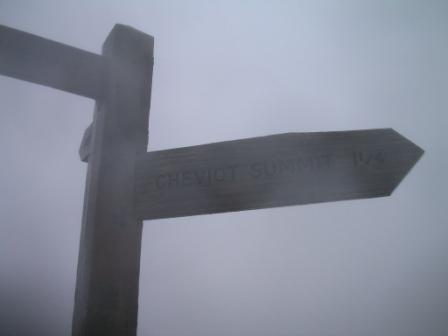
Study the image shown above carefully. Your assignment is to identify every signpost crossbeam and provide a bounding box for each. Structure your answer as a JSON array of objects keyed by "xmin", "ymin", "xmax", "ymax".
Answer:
[
  {"xmin": 0, "ymin": 24, "xmax": 107, "ymax": 99},
  {"xmin": 134, "ymin": 129, "xmax": 423, "ymax": 220}
]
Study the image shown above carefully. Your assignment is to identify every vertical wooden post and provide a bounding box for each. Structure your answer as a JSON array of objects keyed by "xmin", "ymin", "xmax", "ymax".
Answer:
[{"xmin": 72, "ymin": 25, "xmax": 153, "ymax": 336}]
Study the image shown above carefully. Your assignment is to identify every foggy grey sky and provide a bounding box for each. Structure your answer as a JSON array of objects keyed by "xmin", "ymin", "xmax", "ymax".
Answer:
[{"xmin": 0, "ymin": 1, "xmax": 447, "ymax": 335}]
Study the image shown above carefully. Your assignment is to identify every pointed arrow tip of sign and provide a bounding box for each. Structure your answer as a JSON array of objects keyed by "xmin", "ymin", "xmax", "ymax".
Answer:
[
  {"xmin": 393, "ymin": 128, "xmax": 425, "ymax": 159},
  {"xmin": 388, "ymin": 129, "xmax": 424, "ymax": 196}
]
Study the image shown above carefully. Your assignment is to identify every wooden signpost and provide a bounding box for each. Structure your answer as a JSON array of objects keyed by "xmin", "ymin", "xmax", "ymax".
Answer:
[{"xmin": 0, "ymin": 24, "xmax": 423, "ymax": 336}]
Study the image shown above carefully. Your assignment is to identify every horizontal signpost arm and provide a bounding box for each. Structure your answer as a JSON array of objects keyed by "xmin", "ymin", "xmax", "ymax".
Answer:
[
  {"xmin": 0, "ymin": 24, "xmax": 107, "ymax": 99},
  {"xmin": 135, "ymin": 129, "xmax": 423, "ymax": 220}
]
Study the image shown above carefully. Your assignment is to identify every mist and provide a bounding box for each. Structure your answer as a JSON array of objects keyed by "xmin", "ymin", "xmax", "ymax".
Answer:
[{"xmin": 0, "ymin": 1, "xmax": 447, "ymax": 335}]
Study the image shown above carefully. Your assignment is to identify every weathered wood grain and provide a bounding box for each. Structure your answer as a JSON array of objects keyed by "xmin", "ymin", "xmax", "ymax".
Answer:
[{"xmin": 135, "ymin": 129, "xmax": 423, "ymax": 220}]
